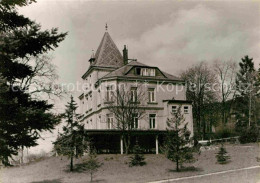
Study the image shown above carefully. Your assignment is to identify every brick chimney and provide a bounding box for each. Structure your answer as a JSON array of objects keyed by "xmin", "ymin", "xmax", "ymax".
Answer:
[{"xmin": 123, "ymin": 45, "xmax": 128, "ymax": 65}]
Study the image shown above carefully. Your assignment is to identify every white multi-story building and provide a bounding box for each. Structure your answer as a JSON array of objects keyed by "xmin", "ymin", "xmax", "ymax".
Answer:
[{"xmin": 79, "ymin": 29, "xmax": 193, "ymax": 154}]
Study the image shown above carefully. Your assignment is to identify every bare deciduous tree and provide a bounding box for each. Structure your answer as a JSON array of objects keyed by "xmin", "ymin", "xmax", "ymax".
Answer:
[
  {"xmin": 181, "ymin": 62, "xmax": 218, "ymax": 139},
  {"xmin": 214, "ymin": 60, "xmax": 237, "ymax": 125},
  {"xmin": 105, "ymin": 83, "xmax": 145, "ymax": 154},
  {"xmin": 18, "ymin": 55, "xmax": 66, "ymax": 100}
]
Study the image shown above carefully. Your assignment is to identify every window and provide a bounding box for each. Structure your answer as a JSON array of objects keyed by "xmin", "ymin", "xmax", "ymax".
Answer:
[
  {"xmin": 138, "ymin": 68, "xmax": 156, "ymax": 76},
  {"xmin": 106, "ymin": 86, "xmax": 113, "ymax": 101},
  {"xmin": 89, "ymin": 93, "xmax": 92, "ymax": 109},
  {"xmin": 90, "ymin": 119, "xmax": 92, "ymax": 128},
  {"xmin": 136, "ymin": 68, "xmax": 141, "ymax": 75},
  {"xmin": 148, "ymin": 88, "xmax": 156, "ymax": 102},
  {"xmin": 141, "ymin": 68, "xmax": 148, "ymax": 76},
  {"xmin": 98, "ymin": 115, "xmax": 101, "ymax": 129},
  {"xmin": 172, "ymin": 106, "xmax": 177, "ymax": 113},
  {"xmin": 149, "ymin": 114, "xmax": 156, "ymax": 129},
  {"xmin": 131, "ymin": 87, "xmax": 137, "ymax": 102},
  {"xmin": 184, "ymin": 106, "xmax": 189, "ymax": 113},
  {"xmin": 107, "ymin": 114, "xmax": 113, "ymax": 129},
  {"xmin": 97, "ymin": 89, "xmax": 101, "ymax": 105},
  {"xmin": 150, "ymin": 69, "xmax": 155, "ymax": 76},
  {"xmin": 79, "ymin": 98, "xmax": 84, "ymax": 113},
  {"xmin": 85, "ymin": 95, "xmax": 89, "ymax": 111},
  {"xmin": 80, "ymin": 97, "xmax": 84, "ymax": 105},
  {"xmin": 131, "ymin": 113, "xmax": 138, "ymax": 129}
]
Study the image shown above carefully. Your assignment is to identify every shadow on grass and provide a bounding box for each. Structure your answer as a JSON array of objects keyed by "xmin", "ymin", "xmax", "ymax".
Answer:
[
  {"xmin": 63, "ymin": 163, "xmax": 87, "ymax": 173},
  {"xmin": 63, "ymin": 164, "xmax": 106, "ymax": 182},
  {"xmin": 168, "ymin": 166, "xmax": 203, "ymax": 173},
  {"xmin": 85, "ymin": 180, "xmax": 106, "ymax": 183},
  {"xmin": 30, "ymin": 179, "xmax": 62, "ymax": 183}
]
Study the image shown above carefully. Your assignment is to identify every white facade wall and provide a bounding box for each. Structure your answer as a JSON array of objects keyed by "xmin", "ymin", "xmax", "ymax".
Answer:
[
  {"xmin": 79, "ymin": 68, "xmax": 193, "ymax": 134},
  {"xmin": 163, "ymin": 102, "xmax": 194, "ymax": 137}
]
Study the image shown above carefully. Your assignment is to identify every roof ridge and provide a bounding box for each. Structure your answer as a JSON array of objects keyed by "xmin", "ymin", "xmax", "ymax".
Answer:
[{"xmin": 98, "ymin": 60, "xmax": 182, "ymax": 82}]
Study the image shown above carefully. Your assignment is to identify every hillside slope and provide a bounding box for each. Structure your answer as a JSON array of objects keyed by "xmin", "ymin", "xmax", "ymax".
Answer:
[{"xmin": 1, "ymin": 144, "xmax": 259, "ymax": 183}]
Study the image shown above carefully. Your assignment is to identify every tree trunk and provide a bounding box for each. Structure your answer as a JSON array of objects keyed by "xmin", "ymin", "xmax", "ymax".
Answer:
[
  {"xmin": 176, "ymin": 159, "xmax": 179, "ymax": 172},
  {"xmin": 176, "ymin": 131, "xmax": 180, "ymax": 172},
  {"xmin": 222, "ymin": 101, "xmax": 225, "ymax": 125},
  {"xmin": 202, "ymin": 114, "xmax": 206, "ymax": 140},
  {"xmin": 123, "ymin": 133, "xmax": 131, "ymax": 154},
  {"xmin": 127, "ymin": 134, "xmax": 131, "ymax": 153},
  {"xmin": 70, "ymin": 156, "xmax": 73, "ymax": 171},
  {"xmin": 123, "ymin": 134, "xmax": 129, "ymax": 154},
  {"xmin": 90, "ymin": 172, "xmax": 93, "ymax": 182},
  {"xmin": 20, "ymin": 146, "xmax": 24, "ymax": 165},
  {"xmin": 203, "ymin": 123, "xmax": 206, "ymax": 140},
  {"xmin": 197, "ymin": 108, "xmax": 201, "ymax": 136},
  {"xmin": 249, "ymin": 91, "xmax": 252, "ymax": 128}
]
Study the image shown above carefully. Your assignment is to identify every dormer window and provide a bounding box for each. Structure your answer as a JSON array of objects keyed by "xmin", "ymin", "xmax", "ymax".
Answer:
[
  {"xmin": 150, "ymin": 69, "xmax": 155, "ymax": 76},
  {"xmin": 136, "ymin": 67, "xmax": 156, "ymax": 76},
  {"xmin": 141, "ymin": 68, "xmax": 155, "ymax": 76},
  {"xmin": 141, "ymin": 68, "xmax": 148, "ymax": 76},
  {"xmin": 136, "ymin": 68, "xmax": 141, "ymax": 75}
]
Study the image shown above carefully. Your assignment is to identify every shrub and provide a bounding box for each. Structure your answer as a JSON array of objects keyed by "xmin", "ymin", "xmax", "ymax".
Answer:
[
  {"xmin": 216, "ymin": 144, "xmax": 230, "ymax": 164},
  {"xmin": 129, "ymin": 144, "xmax": 146, "ymax": 167},
  {"xmin": 81, "ymin": 150, "xmax": 102, "ymax": 182},
  {"xmin": 239, "ymin": 127, "xmax": 259, "ymax": 144},
  {"xmin": 215, "ymin": 128, "xmax": 236, "ymax": 139}
]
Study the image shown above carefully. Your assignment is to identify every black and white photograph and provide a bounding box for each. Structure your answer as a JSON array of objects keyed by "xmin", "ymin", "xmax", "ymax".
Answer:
[{"xmin": 0, "ymin": 0, "xmax": 260, "ymax": 182}]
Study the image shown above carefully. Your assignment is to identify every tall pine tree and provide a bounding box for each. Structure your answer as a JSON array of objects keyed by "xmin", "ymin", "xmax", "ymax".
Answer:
[
  {"xmin": 165, "ymin": 106, "xmax": 196, "ymax": 172},
  {"xmin": 235, "ymin": 56, "xmax": 258, "ymax": 132},
  {"xmin": 0, "ymin": 0, "xmax": 67, "ymax": 165},
  {"xmin": 54, "ymin": 96, "xmax": 87, "ymax": 171}
]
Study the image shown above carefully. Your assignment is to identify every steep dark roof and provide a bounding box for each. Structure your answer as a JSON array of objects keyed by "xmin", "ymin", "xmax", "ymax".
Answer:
[
  {"xmin": 100, "ymin": 61, "xmax": 183, "ymax": 82},
  {"xmin": 82, "ymin": 32, "xmax": 182, "ymax": 83},
  {"xmin": 92, "ymin": 32, "xmax": 124, "ymax": 68}
]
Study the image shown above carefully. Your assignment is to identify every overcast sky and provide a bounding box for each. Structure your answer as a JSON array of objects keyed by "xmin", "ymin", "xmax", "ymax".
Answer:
[{"xmin": 18, "ymin": 0, "xmax": 260, "ymax": 153}]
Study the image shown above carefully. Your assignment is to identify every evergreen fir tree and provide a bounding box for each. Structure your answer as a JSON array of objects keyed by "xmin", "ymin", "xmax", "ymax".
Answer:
[
  {"xmin": 216, "ymin": 144, "xmax": 230, "ymax": 164},
  {"xmin": 0, "ymin": 0, "xmax": 66, "ymax": 165},
  {"xmin": 129, "ymin": 142, "xmax": 146, "ymax": 167},
  {"xmin": 165, "ymin": 105, "xmax": 196, "ymax": 172},
  {"xmin": 235, "ymin": 55, "xmax": 257, "ymax": 132},
  {"xmin": 53, "ymin": 96, "xmax": 86, "ymax": 171},
  {"xmin": 82, "ymin": 149, "xmax": 102, "ymax": 182}
]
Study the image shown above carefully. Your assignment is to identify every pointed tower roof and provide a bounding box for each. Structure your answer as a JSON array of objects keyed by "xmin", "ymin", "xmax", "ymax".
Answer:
[{"xmin": 92, "ymin": 32, "xmax": 124, "ymax": 68}]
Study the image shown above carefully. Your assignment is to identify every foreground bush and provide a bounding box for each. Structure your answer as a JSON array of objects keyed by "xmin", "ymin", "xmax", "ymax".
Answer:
[
  {"xmin": 129, "ymin": 144, "xmax": 146, "ymax": 167},
  {"xmin": 215, "ymin": 127, "xmax": 237, "ymax": 139},
  {"xmin": 239, "ymin": 127, "xmax": 259, "ymax": 144},
  {"xmin": 81, "ymin": 150, "xmax": 102, "ymax": 182},
  {"xmin": 216, "ymin": 144, "xmax": 230, "ymax": 164}
]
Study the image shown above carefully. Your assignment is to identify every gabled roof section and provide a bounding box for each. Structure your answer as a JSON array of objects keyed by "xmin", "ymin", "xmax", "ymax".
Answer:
[
  {"xmin": 100, "ymin": 61, "xmax": 183, "ymax": 82},
  {"xmin": 161, "ymin": 71, "xmax": 182, "ymax": 81},
  {"xmin": 92, "ymin": 32, "xmax": 124, "ymax": 68},
  {"xmin": 101, "ymin": 61, "xmax": 147, "ymax": 78}
]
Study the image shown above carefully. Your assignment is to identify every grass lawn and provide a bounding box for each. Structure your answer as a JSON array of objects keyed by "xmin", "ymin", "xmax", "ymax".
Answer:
[{"xmin": 1, "ymin": 143, "xmax": 259, "ymax": 183}]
